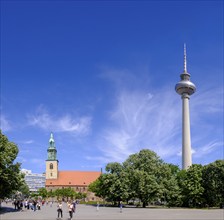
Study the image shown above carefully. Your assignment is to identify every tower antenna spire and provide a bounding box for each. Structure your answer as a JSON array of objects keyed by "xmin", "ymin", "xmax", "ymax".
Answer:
[{"xmin": 184, "ymin": 43, "xmax": 187, "ymax": 73}]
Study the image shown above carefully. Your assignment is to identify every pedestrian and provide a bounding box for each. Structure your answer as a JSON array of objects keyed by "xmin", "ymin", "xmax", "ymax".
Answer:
[
  {"xmin": 13, "ymin": 200, "xmax": 17, "ymax": 210},
  {"xmin": 37, "ymin": 202, "xmax": 41, "ymax": 210},
  {"xmin": 72, "ymin": 200, "xmax": 76, "ymax": 213},
  {"xmin": 96, "ymin": 202, "xmax": 99, "ymax": 211},
  {"xmin": 33, "ymin": 200, "xmax": 37, "ymax": 211},
  {"xmin": 25, "ymin": 200, "xmax": 28, "ymax": 209},
  {"xmin": 120, "ymin": 201, "xmax": 123, "ymax": 213},
  {"xmin": 68, "ymin": 203, "xmax": 74, "ymax": 219},
  {"xmin": 57, "ymin": 201, "xmax": 63, "ymax": 219},
  {"xmin": 19, "ymin": 200, "xmax": 23, "ymax": 211}
]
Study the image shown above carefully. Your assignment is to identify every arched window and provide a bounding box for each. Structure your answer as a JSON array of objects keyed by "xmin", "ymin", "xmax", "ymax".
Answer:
[{"xmin": 50, "ymin": 163, "xmax": 53, "ymax": 169}]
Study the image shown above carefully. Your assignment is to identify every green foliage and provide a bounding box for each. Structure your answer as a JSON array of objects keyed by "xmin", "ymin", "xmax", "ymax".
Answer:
[
  {"xmin": 159, "ymin": 164, "xmax": 182, "ymax": 207},
  {"xmin": 89, "ymin": 149, "xmax": 180, "ymax": 208},
  {"xmin": 76, "ymin": 192, "xmax": 87, "ymax": 199},
  {"xmin": 0, "ymin": 130, "xmax": 25, "ymax": 199},
  {"xmin": 38, "ymin": 187, "xmax": 48, "ymax": 198},
  {"xmin": 47, "ymin": 189, "xmax": 54, "ymax": 198},
  {"xmin": 49, "ymin": 187, "xmax": 86, "ymax": 201},
  {"xmin": 202, "ymin": 160, "xmax": 224, "ymax": 207},
  {"xmin": 30, "ymin": 192, "xmax": 38, "ymax": 198},
  {"xmin": 88, "ymin": 177, "xmax": 104, "ymax": 198},
  {"xmin": 179, "ymin": 164, "xmax": 204, "ymax": 207},
  {"xmin": 123, "ymin": 149, "xmax": 167, "ymax": 207},
  {"xmin": 18, "ymin": 180, "xmax": 30, "ymax": 197}
]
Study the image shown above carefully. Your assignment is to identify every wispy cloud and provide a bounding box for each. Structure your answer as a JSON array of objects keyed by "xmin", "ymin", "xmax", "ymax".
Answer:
[
  {"xmin": 193, "ymin": 141, "xmax": 223, "ymax": 158},
  {"xmin": 18, "ymin": 140, "xmax": 34, "ymax": 144},
  {"xmin": 0, "ymin": 115, "xmax": 12, "ymax": 132},
  {"xmin": 27, "ymin": 106, "xmax": 92, "ymax": 135},
  {"xmin": 94, "ymin": 67, "xmax": 223, "ymax": 165},
  {"xmin": 96, "ymin": 88, "xmax": 181, "ymax": 163}
]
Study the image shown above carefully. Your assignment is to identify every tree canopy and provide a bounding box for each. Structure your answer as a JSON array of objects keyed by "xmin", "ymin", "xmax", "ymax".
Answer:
[
  {"xmin": 0, "ymin": 130, "xmax": 25, "ymax": 199},
  {"xmin": 89, "ymin": 148, "xmax": 224, "ymax": 208}
]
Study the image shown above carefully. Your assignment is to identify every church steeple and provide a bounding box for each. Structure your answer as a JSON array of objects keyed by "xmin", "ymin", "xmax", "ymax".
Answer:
[
  {"xmin": 47, "ymin": 132, "xmax": 57, "ymax": 160},
  {"xmin": 46, "ymin": 133, "xmax": 58, "ymax": 179}
]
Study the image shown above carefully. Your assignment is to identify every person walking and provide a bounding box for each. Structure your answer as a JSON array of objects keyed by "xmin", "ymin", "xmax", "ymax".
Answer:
[
  {"xmin": 68, "ymin": 203, "xmax": 74, "ymax": 219},
  {"xmin": 33, "ymin": 200, "xmax": 37, "ymax": 211},
  {"xmin": 96, "ymin": 202, "xmax": 99, "ymax": 211},
  {"xmin": 57, "ymin": 201, "xmax": 63, "ymax": 219},
  {"xmin": 119, "ymin": 201, "xmax": 123, "ymax": 213},
  {"xmin": 72, "ymin": 200, "xmax": 76, "ymax": 213}
]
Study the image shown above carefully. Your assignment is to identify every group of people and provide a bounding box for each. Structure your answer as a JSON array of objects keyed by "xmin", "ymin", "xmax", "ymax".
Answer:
[
  {"xmin": 13, "ymin": 199, "xmax": 43, "ymax": 211},
  {"xmin": 57, "ymin": 200, "xmax": 77, "ymax": 219}
]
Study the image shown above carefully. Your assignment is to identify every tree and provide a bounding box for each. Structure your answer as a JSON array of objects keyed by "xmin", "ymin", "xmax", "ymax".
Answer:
[
  {"xmin": 18, "ymin": 180, "xmax": 30, "ymax": 198},
  {"xmin": 179, "ymin": 164, "xmax": 204, "ymax": 207},
  {"xmin": 202, "ymin": 160, "xmax": 224, "ymax": 207},
  {"xmin": 0, "ymin": 130, "xmax": 24, "ymax": 199},
  {"xmin": 38, "ymin": 188, "xmax": 48, "ymax": 199},
  {"xmin": 62, "ymin": 187, "xmax": 76, "ymax": 201},
  {"xmin": 160, "ymin": 164, "xmax": 182, "ymax": 207},
  {"xmin": 89, "ymin": 163, "xmax": 130, "ymax": 205},
  {"xmin": 104, "ymin": 162, "xmax": 130, "ymax": 204},
  {"xmin": 47, "ymin": 189, "xmax": 54, "ymax": 199},
  {"xmin": 54, "ymin": 188, "xmax": 63, "ymax": 200},
  {"xmin": 88, "ymin": 177, "xmax": 104, "ymax": 198},
  {"xmin": 123, "ymin": 149, "xmax": 167, "ymax": 207}
]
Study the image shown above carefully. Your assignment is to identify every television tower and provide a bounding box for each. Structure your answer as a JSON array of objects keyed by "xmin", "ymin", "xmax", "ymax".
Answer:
[{"xmin": 175, "ymin": 45, "xmax": 196, "ymax": 169}]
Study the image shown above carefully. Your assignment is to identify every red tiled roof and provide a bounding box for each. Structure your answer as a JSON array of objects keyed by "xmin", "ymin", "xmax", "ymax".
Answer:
[{"xmin": 45, "ymin": 171, "xmax": 101, "ymax": 187}]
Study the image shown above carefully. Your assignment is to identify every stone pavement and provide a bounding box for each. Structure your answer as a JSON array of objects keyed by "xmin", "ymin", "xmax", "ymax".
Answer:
[{"xmin": 0, "ymin": 202, "xmax": 223, "ymax": 220}]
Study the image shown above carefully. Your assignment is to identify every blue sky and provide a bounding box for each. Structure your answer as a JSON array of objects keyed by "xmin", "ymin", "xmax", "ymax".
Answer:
[{"xmin": 1, "ymin": 0, "xmax": 223, "ymax": 174}]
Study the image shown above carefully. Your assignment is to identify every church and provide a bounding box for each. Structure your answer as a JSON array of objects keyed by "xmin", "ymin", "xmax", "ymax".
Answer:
[{"xmin": 45, "ymin": 133, "xmax": 101, "ymax": 201}]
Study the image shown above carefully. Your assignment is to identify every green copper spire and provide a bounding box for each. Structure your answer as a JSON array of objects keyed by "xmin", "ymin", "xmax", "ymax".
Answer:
[
  {"xmin": 49, "ymin": 132, "xmax": 55, "ymax": 148},
  {"xmin": 47, "ymin": 132, "xmax": 57, "ymax": 160}
]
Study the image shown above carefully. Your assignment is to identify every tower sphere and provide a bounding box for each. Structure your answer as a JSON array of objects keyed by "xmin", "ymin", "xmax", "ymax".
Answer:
[{"xmin": 175, "ymin": 77, "xmax": 196, "ymax": 95}]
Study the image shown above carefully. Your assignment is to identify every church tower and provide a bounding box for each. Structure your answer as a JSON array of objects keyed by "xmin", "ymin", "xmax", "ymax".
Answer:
[{"xmin": 46, "ymin": 133, "xmax": 59, "ymax": 179}]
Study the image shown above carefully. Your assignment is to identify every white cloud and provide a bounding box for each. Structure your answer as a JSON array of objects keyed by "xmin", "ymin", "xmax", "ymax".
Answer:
[
  {"xmin": 93, "ymin": 67, "xmax": 223, "ymax": 165},
  {"xmin": 193, "ymin": 141, "xmax": 223, "ymax": 158},
  {"xmin": 28, "ymin": 106, "xmax": 91, "ymax": 135},
  {"xmin": 18, "ymin": 140, "xmax": 34, "ymax": 144},
  {"xmin": 0, "ymin": 115, "xmax": 12, "ymax": 132},
  {"xmin": 95, "ymin": 87, "xmax": 182, "ymax": 164}
]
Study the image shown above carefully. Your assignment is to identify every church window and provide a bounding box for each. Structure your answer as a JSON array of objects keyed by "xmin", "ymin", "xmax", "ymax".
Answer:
[
  {"xmin": 50, "ymin": 163, "xmax": 53, "ymax": 169},
  {"xmin": 50, "ymin": 173, "xmax": 52, "ymax": 176}
]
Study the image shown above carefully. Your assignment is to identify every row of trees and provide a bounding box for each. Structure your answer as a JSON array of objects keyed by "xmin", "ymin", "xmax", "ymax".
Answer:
[
  {"xmin": 89, "ymin": 149, "xmax": 224, "ymax": 208},
  {"xmin": 36, "ymin": 187, "xmax": 86, "ymax": 201}
]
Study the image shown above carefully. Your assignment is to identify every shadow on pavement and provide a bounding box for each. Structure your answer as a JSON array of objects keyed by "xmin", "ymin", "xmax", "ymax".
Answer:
[{"xmin": 0, "ymin": 207, "xmax": 20, "ymax": 215}]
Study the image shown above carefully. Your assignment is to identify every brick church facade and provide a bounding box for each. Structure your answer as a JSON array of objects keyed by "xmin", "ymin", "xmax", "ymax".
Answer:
[{"xmin": 45, "ymin": 133, "xmax": 101, "ymax": 201}]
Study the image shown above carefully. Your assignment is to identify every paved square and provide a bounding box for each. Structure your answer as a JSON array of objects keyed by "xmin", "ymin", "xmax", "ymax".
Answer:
[{"xmin": 0, "ymin": 202, "xmax": 223, "ymax": 220}]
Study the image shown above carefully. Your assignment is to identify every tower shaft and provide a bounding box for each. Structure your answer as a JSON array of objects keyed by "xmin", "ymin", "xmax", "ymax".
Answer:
[
  {"xmin": 175, "ymin": 45, "xmax": 196, "ymax": 170},
  {"xmin": 182, "ymin": 93, "xmax": 192, "ymax": 169}
]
